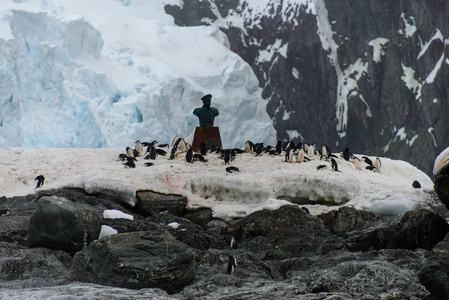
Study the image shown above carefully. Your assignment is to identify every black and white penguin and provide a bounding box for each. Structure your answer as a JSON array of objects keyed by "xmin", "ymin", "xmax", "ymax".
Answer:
[
  {"xmin": 286, "ymin": 149, "xmax": 294, "ymax": 163},
  {"xmin": 224, "ymin": 150, "xmax": 231, "ymax": 165},
  {"xmin": 178, "ymin": 138, "xmax": 187, "ymax": 153},
  {"xmin": 118, "ymin": 153, "xmax": 127, "ymax": 161},
  {"xmin": 226, "ymin": 166, "xmax": 240, "ymax": 173},
  {"xmin": 322, "ymin": 145, "xmax": 330, "ymax": 159},
  {"xmin": 134, "ymin": 140, "xmax": 143, "ymax": 156},
  {"xmin": 342, "ymin": 148, "xmax": 351, "ymax": 161},
  {"xmin": 353, "ymin": 157, "xmax": 362, "ymax": 171},
  {"xmin": 297, "ymin": 149, "xmax": 305, "ymax": 163},
  {"xmin": 275, "ymin": 140, "xmax": 282, "ymax": 154},
  {"xmin": 124, "ymin": 160, "xmax": 136, "ymax": 168},
  {"xmin": 331, "ymin": 158, "xmax": 340, "ymax": 172},
  {"xmin": 374, "ymin": 157, "xmax": 382, "ymax": 171},
  {"xmin": 126, "ymin": 147, "xmax": 134, "ymax": 158},
  {"xmin": 144, "ymin": 162, "xmax": 154, "ymax": 167},
  {"xmin": 227, "ymin": 256, "xmax": 237, "ymax": 275},
  {"xmin": 317, "ymin": 165, "xmax": 327, "ymax": 170},
  {"xmin": 193, "ymin": 153, "xmax": 207, "ymax": 162},
  {"xmin": 185, "ymin": 149, "xmax": 194, "ymax": 163},
  {"xmin": 307, "ymin": 143, "xmax": 315, "ymax": 158},
  {"xmin": 155, "ymin": 148, "xmax": 167, "ymax": 156},
  {"xmin": 35, "ymin": 175, "xmax": 45, "ymax": 189},
  {"xmin": 245, "ymin": 141, "xmax": 254, "ymax": 154},
  {"xmin": 145, "ymin": 146, "xmax": 157, "ymax": 160},
  {"xmin": 362, "ymin": 156, "xmax": 373, "ymax": 166}
]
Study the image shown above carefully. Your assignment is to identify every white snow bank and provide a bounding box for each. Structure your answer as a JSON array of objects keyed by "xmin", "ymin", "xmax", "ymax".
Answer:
[{"xmin": 0, "ymin": 147, "xmax": 435, "ymax": 221}]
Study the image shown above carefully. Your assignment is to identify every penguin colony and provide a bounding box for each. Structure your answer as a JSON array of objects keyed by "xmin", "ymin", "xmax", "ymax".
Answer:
[
  {"xmin": 116, "ymin": 137, "xmax": 404, "ymax": 179},
  {"xmin": 113, "ymin": 136, "xmax": 423, "ymax": 275}
]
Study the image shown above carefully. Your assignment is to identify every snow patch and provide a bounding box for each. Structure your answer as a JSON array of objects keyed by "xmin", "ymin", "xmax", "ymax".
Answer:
[
  {"xmin": 368, "ymin": 37, "xmax": 389, "ymax": 63},
  {"xmin": 434, "ymin": 146, "xmax": 449, "ymax": 175},
  {"xmin": 103, "ymin": 209, "xmax": 134, "ymax": 220},
  {"xmin": 99, "ymin": 225, "xmax": 118, "ymax": 238}
]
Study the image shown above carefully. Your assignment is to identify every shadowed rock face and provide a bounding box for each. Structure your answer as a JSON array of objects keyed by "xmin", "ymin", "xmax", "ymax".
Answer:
[{"xmin": 165, "ymin": 0, "xmax": 449, "ymax": 176}]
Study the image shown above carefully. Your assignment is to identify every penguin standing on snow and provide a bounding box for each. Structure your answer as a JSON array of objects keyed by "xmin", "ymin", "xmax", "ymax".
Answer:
[
  {"xmin": 331, "ymin": 158, "xmax": 340, "ymax": 172},
  {"xmin": 342, "ymin": 148, "xmax": 351, "ymax": 161},
  {"xmin": 126, "ymin": 147, "xmax": 134, "ymax": 158},
  {"xmin": 35, "ymin": 175, "xmax": 45, "ymax": 189},
  {"xmin": 224, "ymin": 150, "xmax": 231, "ymax": 165},
  {"xmin": 185, "ymin": 148, "xmax": 194, "ymax": 163},
  {"xmin": 134, "ymin": 140, "xmax": 143, "ymax": 156},
  {"xmin": 353, "ymin": 157, "xmax": 362, "ymax": 170},
  {"xmin": 297, "ymin": 148, "xmax": 305, "ymax": 163},
  {"xmin": 374, "ymin": 157, "xmax": 382, "ymax": 171},
  {"xmin": 227, "ymin": 256, "xmax": 237, "ymax": 275}
]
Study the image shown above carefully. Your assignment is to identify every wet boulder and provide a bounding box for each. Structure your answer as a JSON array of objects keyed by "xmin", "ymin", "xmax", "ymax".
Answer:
[
  {"xmin": 70, "ymin": 230, "xmax": 197, "ymax": 294},
  {"xmin": 27, "ymin": 196, "xmax": 102, "ymax": 254}
]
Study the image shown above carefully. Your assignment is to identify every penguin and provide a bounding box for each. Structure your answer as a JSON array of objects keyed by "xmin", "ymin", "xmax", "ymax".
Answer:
[
  {"xmin": 155, "ymin": 148, "xmax": 167, "ymax": 156},
  {"xmin": 374, "ymin": 157, "xmax": 382, "ymax": 171},
  {"xmin": 412, "ymin": 180, "xmax": 421, "ymax": 189},
  {"xmin": 353, "ymin": 157, "xmax": 362, "ymax": 170},
  {"xmin": 245, "ymin": 141, "xmax": 254, "ymax": 153},
  {"xmin": 126, "ymin": 147, "xmax": 134, "ymax": 158},
  {"xmin": 297, "ymin": 149, "xmax": 305, "ymax": 163},
  {"xmin": 307, "ymin": 144, "xmax": 315, "ymax": 158},
  {"xmin": 193, "ymin": 153, "xmax": 207, "ymax": 162},
  {"xmin": 226, "ymin": 235, "xmax": 236, "ymax": 248},
  {"xmin": 145, "ymin": 147, "xmax": 157, "ymax": 160},
  {"xmin": 254, "ymin": 143, "xmax": 264, "ymax": 156},
  {"xmin": 144, "ymin": 162, "xmax": 154, "ymax": 167},
  {"xmin": 224, "ymin": 150, "xmax": 231, "ymax": 165},
  {"xmin": 124, "ymin": 160, "xmax": 136, "ymax": 168},
  {"xmin": 342, "ymin": 148, "xmax": 351, "ymax": 161},
  {"xmin": 286, "ymin": 149, "xmax": 294, "ymax": 163},
  {"xmin": 226, "ymin": 166, "xmax": 240, "ymax": 173},
  {"xmin": 185, "ymin": 148, "xmax": 194, "ymax": 163},
  {"xmin": 275, "ymin": 140, "xmax": 282, "ymax": 154},
  {"xmin": 317, "ymin": 165, "xmax": 327, "ymax": 170},
  {"xmin": 199, "ymin": 142, "xmax": 207, "ymax": 156},
  {"xmin": 304, "ymin": 143, "xmax": 309, "ymax": 153},
  {"xmin": 227, "ymin": 256, "xmax": 237, "ymax": 275},
  {"xmin": 178, "ymin": 139, "xmax": 187, "ymax": 153},
  {"xmin": 322, "ymin": 145, "xmax": 329, "ymax": 159},
  {"xmin": 158, "ymin": 143, "xmax": 169, "ymax": 148},
  {"xmin": 118, "ymin": 153, "xmax": 127, "ymax": 161},
  {"xmin": 362, "ymin": 156, "xmax": 373, "ymax": 166},
  {"xmin": 331, "ymin": 158, "xmax": 340, "ymax": 172},
  {"xmin": 35, "ymin": 175, "xmax": 45, "ymax": 189},
  {"xmin": 134, "ymin": 140, "xmax": 143, "ymax": 156}
]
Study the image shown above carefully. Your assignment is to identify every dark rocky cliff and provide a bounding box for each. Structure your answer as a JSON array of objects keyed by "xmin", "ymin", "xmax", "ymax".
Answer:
[{"xmin": 165, "ymin": 0, "xmax": 449, "ymax": 176}]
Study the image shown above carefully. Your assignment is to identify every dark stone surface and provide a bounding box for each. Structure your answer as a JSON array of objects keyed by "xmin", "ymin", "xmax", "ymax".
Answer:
[
  {"xmin": 70, "ymin": 230, "xmax": 197, "ymax": 294},
  {"xmin": 419, "ymin": 233, "xmax": 449, "ymax": 299},
  {"xmin": 135, "ymin": 190, "xmax": 187, "ymax": 217},
  {"xmin": 434, "ymin": 164, "xmax": 449, "ymax": 210},
  {"xmin": 27, "ymin": 196, "xmax": 102, "ymax": 255},
  {"xmin": 164, "ymin": 0, "xmax": 449, "ymax": 176},
  {"xmin": 226, "ymin": 205, "xmax": 344, "ymax": 259}
]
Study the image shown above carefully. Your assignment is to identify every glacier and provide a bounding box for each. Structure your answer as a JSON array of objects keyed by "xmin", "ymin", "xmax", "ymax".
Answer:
[{"xmin": 0, "ymin": 0, "xmax": 276, "ymax": 149}]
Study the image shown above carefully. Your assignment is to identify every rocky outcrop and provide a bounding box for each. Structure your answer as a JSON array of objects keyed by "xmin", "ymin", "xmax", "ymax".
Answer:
[
  {"xmin": 164, "ymin": 0, "xmax": 449, "ymax": 176},
  {"xmin": 2, "ymin": 188, "xmax": 448, "ymax": 298},
  {"xmin": 227, "ymin": 205, "xmax": 344, "ymax": 259},
  {"xmin": 434, "ymin": 162, "xmax": 449, "ymax": 210},
  {"xmin": 321, "ymin": 207, "xmax": 449, "ymax": 251},
  {"xmin": 135, "ymin": 190, "xmax": 187, "ymax": 217},
  {"xmin": 70, "ymin": 230, "xmax": 197, "ymax": 294},
  {"xmin": 419, "ymin": 234, "xmax": 449, "ymax": 299},
  {"xmin": 27, "ymin": 196, "xmax": 102, "ymax": 254}
]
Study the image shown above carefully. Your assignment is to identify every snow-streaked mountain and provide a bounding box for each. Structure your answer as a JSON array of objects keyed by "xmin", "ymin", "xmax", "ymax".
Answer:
[
  {"xmin": 0, "ymin": 0, "xmax": 275, "ymax": 149},
  {"xmin": 165, "ymin": 0, "xmax": 449, "ymax": 176}
]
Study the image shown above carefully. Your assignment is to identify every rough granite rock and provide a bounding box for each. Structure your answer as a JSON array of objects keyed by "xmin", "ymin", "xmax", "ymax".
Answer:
[
  {"xmin": 227, "ymin": 205, "xmax": 344, "ymax": 259},
  {"xmin": 135, "ymin": 190, "xmax": 187, "ymax": 217},
  {"xmin": 434, "ymin": 164, "xmax": 449, "ymax": 211},
  {"xmin": 70, "ymin": 230, "xmax": 197, "ymax": 294},
  {"xmin": 27, "ymin": 196, "xmax": 102, "ymax": 254},
  {"xmin": 419, "ymin": 233, "xmax": 449, "ymax": 299}
]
